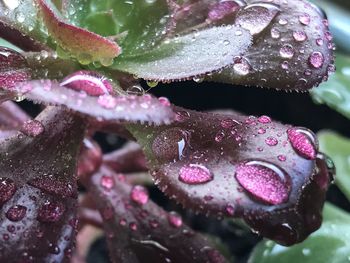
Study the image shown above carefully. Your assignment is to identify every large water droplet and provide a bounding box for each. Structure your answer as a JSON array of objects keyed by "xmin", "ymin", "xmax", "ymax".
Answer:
[
  {"xmin": 21, "ymin": 120, "xmax": 44, "ymax": 137},
  {"xmin": 130, "ymin": 185, "xmax": 149, "ymax": 205},
  {"xmin": 179, "ymin": 164, "xmax": 213, "ymax": 185},
  {"xmin": 0, "ymin": 178, "xmax": 16, "ymax": 206},
  {"xmin": 287, "ymin": 128, "xmax": 317, "ymax": 160},
  {"xmin": 235, "ymin": 3, "xmax": 280, "ymax": 36},
  {"xmin": 152, "ymin": 128, "xmax": 190, "ymax": 162},
  {"xmin": 299, "ymin": 13, "xmax": 311, "ymax": 25},
  {"xmin": 293, "ymin": 31, "xmax": 307, "ymax": 42},
  {"xmin": 233, "ymin": 56, "xmax": 251, "ymax": 76},
  {"xmin": 235, "ymin": 161, "xmax": 291, "ymax": 205},
  {"xmin": 308, "ymin": 52, "xmax": 324, "ymax": 69},
  {"xmin": 37, "ymin": 201, "xmax": 65, "ymax": 223},
  {"xmin": 61, "ymin": 71, "xmax": 113, "ymax": 96},
  {"xmin": 6, "ymin": 205, "xmax": 27, "ymax": 222}
]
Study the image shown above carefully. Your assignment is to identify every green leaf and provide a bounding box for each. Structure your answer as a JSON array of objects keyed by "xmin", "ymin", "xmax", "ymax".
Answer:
[
  {"xmin": 64, "ymin": 0, "xmax": 170, "ymax": 56},
  {"xmin": 112, "ymin": 26, "xmax": 252, "ymax": 82},
  {"xmin": 248, "ymin": 203, "xmax": 350, "ymax": 263},
  {"xmin": 311, "ymin": 54, "xmax": 350, "ymax": 119},
  {"xmin": 318, "ymin": 131, "xmax": 350, "ymax": 201}
]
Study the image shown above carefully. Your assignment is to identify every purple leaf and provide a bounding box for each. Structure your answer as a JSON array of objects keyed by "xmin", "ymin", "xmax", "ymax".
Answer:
[
  {"xmin": 0, "ymin": 101, "xmax": 30, "ymax": 130},
  {"xmin": 211, "ymin": 0, "xmax": 335, "ymax": 91},
  {"xmin": 83, "ymin": 165, "xmax": 228, "ymax": 263},
  {"xmin": 4, "ymin": 79, "xmax": 175, "ymax": 125},
  {"xmin": 127, "ymin": 108, "xmax": 332, "ymax": 245},
  {"xmin": 0, "ymin": 106, "xmax": 86, "ymax": 262},
  {"xmin": 77, "ymin": 138, "xmax": 103, "ymax": 179}
]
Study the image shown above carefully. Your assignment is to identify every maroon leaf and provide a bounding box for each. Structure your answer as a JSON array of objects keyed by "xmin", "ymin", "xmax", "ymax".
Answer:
[
  {"xmin": 77, "ymin": 138, "xmax": 103, "ymax": 179},
  {"xmin": 211, "ymin": 0, "xmax": 335, "ymax": 91},
  {"xmin": 0, "ymin": 106, "xmax": 86, "ymax": 262},
  {"xmin": 0, "ymin": 101, "xmax": 30, "ymax": 130},
  {"xmin": 83, "ymin": 165, "xmax": 228, "ymax": 263},
  {"xmin": 0, "ymin": 47, "xmax": 31, "ymax": 93},
  {"xmin": 127, "ymin": 108, "xmax": 332, "ymax": 245},
  {"xmin": 4, "ymin": 79, "xmax": 175, "ymax": 125}
]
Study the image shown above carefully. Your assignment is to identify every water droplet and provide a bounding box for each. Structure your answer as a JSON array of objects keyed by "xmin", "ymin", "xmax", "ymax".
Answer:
[
  {"xmin": 21, "ymin": 120, "xmax": 44, "ymax": 137},
  {"xmin": 316, "ymin": 38, "xmax": 324, "ymax": 46},
  {"xmin": 168, "ymin": 212, "xmax": 183, "ymax": 228},
  {"xmin": 308, "ymin": 52, "xmax": 324, "ymax": 69},
  {"xmin": 15, "ymin": 13, "xmax": 25, "ymax": 23},
  {"xmin": 265, "ymin": 137, "xmax": 278, "ymax": 146},
  {"xmin": 146, "ymin": 80, "xmax": 158, "ymax": 88},
  {"xmin": 3, "ymin": 0, "xmax": 19, "ymax": 10},
  {"xmin": 149, "ymin": 219, "xmax": 159, "ymax": 228},
  {"xmin": 293, "ymin": 31, "xmax": 307, "ymax": 42},
  {"xmin": 97, "ymin": 94, "xmax": 117, "ymax": 109},
  {"xmin": 299, "ymin": 13, "xmax": 310, "ymax": 25},
  {"xmin": 235, "ymin": 161, "xmax": 291, "ymax": 205},
  {"xmin": 193, "ymin": 76, "xmax": 204, "ymax": 83},
  {"xmin": 287, "ymin": 128, "xmax": 317, "ymax": 160},
  {"xmin": 221, "ymin": 118, "xmax": 239, "ymax": 129},
  {"xmin": 152, "ymin": 128, "xmax": 190, "ymax": 161},
  {"xmin": 0, "ymin": 178, "xmax": 16, "ymax": 206},
  {"xmin": 280, "ymin": 44, "xmax": 294, "ymax": 59},
  {"xmin": 77, "ymin": 53, "xmax": 93, "ymax": 65},
  {"xmin": 179, "ymin": 164, "xmax": 213, "ymax": 185},
  {"xmin": 215, "ymin": 131, "xmax": 225, "ymax": 142},
  {"xmin": 233, "ymin": 56, "xmax": 251, "ymax": 75},
  {"xmin": 175, "ymin": 110, "xmax": 190, "ymax": 122},
  {"xmin": 302, "ymin": 248, "xmax": 311, "ymax": 256},
  {"xmin": 61, "ymin": 71, "xmax": 113, "ymax": 96},
  {"xmin": 271, "ymin": 27, "xmax": 280, "ymax": 38},
  {"xmin": 129, "ymin": 222, "xmax": 138, "ymax": 231},
  {"xmin": 100, "ymin": 57, "xmax": 114, "ymax": 67},
  {"xmin": 281, "ymin": 61, "xmax": 289, "ymax": 70},
  {"xmin": 130, "ymin": 185, "xmax": 149, "ymax": 205},
  {"xmin": 235, "ymin": 3, "xmax": 280, "ymax": 36},
  {"xmin": 101, "ymin": 175, "xmax": 114, "ymax": 191},
  {"xmin": 225, "ymin": 205, "xmax": 234, "ymax": 216},
  {"xmin": 278, "ymin": 155, "xmax": 286, "ymax": 162},
  {"xmin": 126, "ymin": 85, "xmax": 145, "ymax": 96},
  {"xmin": 258, "ymin": 115, "xmax": 271, "ymax": 124},
  {"xmin": 37, "ymin": 201, "xmax": 65, "ymax": 223},
  {"xmin": 158, "ymin": 97, "xmax": 171, "ymax": 107},
  {"xmin": 208, "ymin": 1, "xmax": 240, "ymax": 21},
  {"xmin": 6, "ymin": 205, "xmax": 27, "ymax": 222}
]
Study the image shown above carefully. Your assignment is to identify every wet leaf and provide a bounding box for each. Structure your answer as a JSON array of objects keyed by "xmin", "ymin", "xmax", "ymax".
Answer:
[
  {"xmin": 0, "ymin": 101, "xmax": 30, "ymax": 130},
  {"xmin": 0, "ymin": 106, "xmax": 86, "ymax": 262},
  {"xmin": 84, "ymin": 165, "xmax": 228, "ymax": 263},
  {"xmin": 36, "ymin": 0, "xmax": 121, "ymax": 66},
  {"xmin": 248, "ymin": 203, "xmax": 350, "ymax": 263},
  {"xmin": 210, "ymin": 0, "xmax": 335, "ymax": 91},
  {"xmin": 318, "ymin": 131, "xmax": 350, "ymax": 201},
  {"xmin": 113, "ymin": 25, "xmax": 252, "ymax": 82},
  {"xmin": 127, "ymin": 108, "xmax": 332, "ymax": 245},
  {"xmin": 5, "ymin": 79, "xmax": 175, "ymax": 125},
  {"xmin": 311, "ymin": 54, "xmax": 350, "ymax": 119}
]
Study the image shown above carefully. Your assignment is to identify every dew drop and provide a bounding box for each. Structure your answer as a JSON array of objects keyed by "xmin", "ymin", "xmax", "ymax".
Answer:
[
  {"xmin": 130, "ymin": 185, "xmax": 149, "ymax": 205},
  {"xmin": 126, "ymin": 85, "xmax": 145, "ymax": 96},
  {"xmin": 225, "ymin": 205, "xmax": 234, "ymax": 216},
  {"xmin": 158, "ymin": 97, "xmax": 171, "ymax": 107},
  {"xmin": 129, "ymin": 222, "xmax": 138, "ymax": 231},
  {"xmin": 278, "ymin": 155, "xmax": 287, "ymax": 162},
  {"xmin": 293, "ymin": 31, "xmax": 307, "ymax": 42},
  {"xmin": 287, "ymin": 128, "xmax": 317, "ymax": 160},
  {"xmin": 280, "ymin": 44, "xmax": 294, "ymax": 59},
  {"xmin": 215, "ymin": 131, "xmax": 225, "ymax": 142},
  {"xmin": 21, "ymin": 120, "xmax": 44, "ymax": 137},
  {"xmin": 233, "ymin": 56, "xmax": 251, "ymax": 76},
  {"xmin": 308, "ymin": 52, "xmax": 324, "ymax": 69},
  {"xmin": 265, "ymin": 137, "xmax": 278, "ymax": 146},
  {"xmin": 168, "ymin": 211, "xmax": 183, "ymax": 228},
  {"xmin": 179, "ymin": 164, "xmax": 213, "ymax": 185},
  {"xmin": 235, "ymin": 161, "xmax": 291, "ymax": 205},
  {"xmin": 6, "ymin": 205, "xmax": 27, "ymax": 222},
  {"xmin": 271, "ymin": 27, "xmax": 280, "ymax": 39},
  {"xmin": 299, "ymin": 13, "xmax": 310, "ymax": 25},
  {"xmin": 101, "ymin": 175, "xmax": 114, "ymax": 191},
  {"xmin": 146, "ymin": 80, "xmax": 158, "ymax": 88},
  {"xmin": 37, "ymin": 201, "xmax": 65, "ymax": 223},
  {"xmin": 258, "ymin": 115, "xmax": 271, "ymax": 124},
  {"xmin": 0, "ymin": 178, "xmax": 16, "ymax": 206}
]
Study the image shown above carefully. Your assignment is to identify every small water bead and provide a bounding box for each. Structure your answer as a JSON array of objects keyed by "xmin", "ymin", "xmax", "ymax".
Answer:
[
  {"xmin": 258, "ymin": 115, "xmax": 271, "ymax": 124},
  {"xmin": 179, "ymin": 164, "xmax": 213, "ymax": 185},
  {"xmin": 299, "ymin": 13, "xmax": 311, "ymax": 25},
  {"xmin": 119, "ymin": 218, "xmax": 127, "ymax": 226},
  {"xmin": 221, "ymin": 118, "xmax": 239, "ymax": 129},
  {"xmin": 271, "ymin": 27, "xmax": 280, "ymax": 39},
  {"xmin": 280, "ymin": 44, "xmax": 295, "ymax": 59},
  {"xmin": 258, "ymin": 128, "xmax": 266, "ymax": 134},
  {"xmin": 101, "ymin": 175, "xmax": 114, "ymax": 191},
  {"xmin": 308, "ymin": 52, "xmax": 324, "ymax": 69},
  {"xmin": 126, "ymin": 85, "xmax": 145, "ymax": 96},
  {"xmin": 129, "ymin": 222, "xmax": 138, "ymax": 231},
  {"xmin": 265, "ymin": 137, "xmax": 278, "ymax": 146},
  {"xmin": 316, "ymin": 38, "xmax": 324, "ymax": 46},
  {"xmin": 175, "ymin": 110, "xmax": 190, "ymax": 122},
  {"xmin": 61, "ymin": 71, "xmax": 113, "ymax": 96},
  {"xmin": 130, "ymin": 185, "xmax": 149, "ymax": 205},
  {"xmin": 0, "ymin": 177, "xmax": 17, "ymax": 206},
  {"xmin": 233, "ymin": 56, "xmax": 251, "ymax": 76},
  {"xmin": 146, "ymin": 81, "xmax": 158, "ymax": 88},
  {"xmin": 152, "ymin": 128, "xmax": 190, "ymax": 162},
  {"xmin": 287, "ymin": 128, "xmax": 317, "ymax": 160},
  {"xmin": 37, "ymin": 201, "xmax": 65, "ymax": 223},
  {"xmin": 215, "ymin": 131, "xmax": 225, "ymax": 142},
  {"xmin": 235, "ymin": 161, "xmax": 291, "ymax": 205},
  {"xmin": 281, "ymin": 61, "xmax": 289, "ymax": 70},
  {"xmin": 225, "ymin": 205, "xmax": 234, "ymax": 216},
  {"xmin": 158, "ymin": 97, "xmax": 171, "ymax": 107},
  {"xmin": 21, "ymin": 120, "xmax": 44, "ymax": 137},
  {"xmin": 168, "ymin": 211, "xmax": 182, "ymax": 228},
  {"xmin": 6, "ymin": 205, "xmax": 27, "ymax": 222},
  {"xmin": 15, "ymin": 13, "xmax": 25, "ymax": 23},
  {"xmin": 293, "ymin": 31, "xmax": 307, "ymax": 42},
  {"xmin": 278, "ymin": 155, "xmax": 286, "ymax": 162},
  {"xmin": 278, "ymin": 18, "xmax": 288, "ymax": 25}
]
